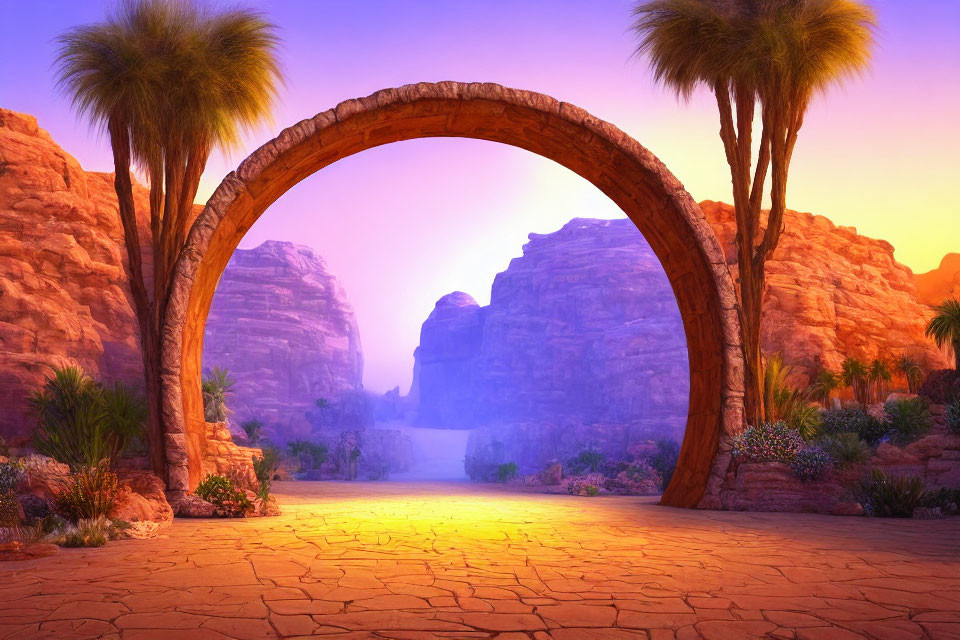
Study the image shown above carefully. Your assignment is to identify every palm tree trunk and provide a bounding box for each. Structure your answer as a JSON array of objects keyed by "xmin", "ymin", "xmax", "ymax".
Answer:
[
  {"xmin": 108, "ymin": 118, "xmax": 165, "ymax": 478},
  {"xmin": 954, "ymin": 337, "xmax": 960, "ymax": 373}
]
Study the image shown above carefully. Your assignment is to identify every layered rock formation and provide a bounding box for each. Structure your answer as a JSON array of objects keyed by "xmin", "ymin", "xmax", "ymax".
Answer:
[
  {"xmin": 915, "ymin": 253, "xmax": 960, "ymax": 307},
  {"xmin": 700, "ymin": 200, "xmax": 950, "ymax": 379},
  {"xmin": 0, "ymin": 109, "xmax": 145, "ymax": 441},
  {"xmin": 416, "ymin": 218, "xmax": 690, "ymax": 455},
  {"xmin": 422, "ymin": 208, "xmax": 951, "ymax": 470},
  {"xmin": 202, "ymin": 241, "xmax": 364, "ymax": 444}
]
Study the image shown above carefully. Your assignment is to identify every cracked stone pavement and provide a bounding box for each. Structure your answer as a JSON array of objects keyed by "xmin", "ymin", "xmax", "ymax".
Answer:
[{"xmin": 1, "ymin": 481, "xmax": 958, "ymax": 639}]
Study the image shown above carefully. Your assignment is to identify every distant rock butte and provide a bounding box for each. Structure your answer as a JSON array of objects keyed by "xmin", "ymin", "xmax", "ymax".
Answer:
[
  {"xmin": 202, "ymin": 240, "xmax": 364, "ymax": 444},
  {"xmin": 915, "ymin": 253, "xmax": 960, "ymax": 307},
  {"xmin": 415, "ymin": 217, "xmax": 690, "ymax": 447},
  {"xmin": 0, "ymin": 108, "xmax": 145, "ymax": 440}
]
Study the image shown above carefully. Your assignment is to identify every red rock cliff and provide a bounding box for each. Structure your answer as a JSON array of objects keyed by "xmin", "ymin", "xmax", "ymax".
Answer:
[
  {"xmin": 0, "ymin": 108, "xmax": 146, "ymax": 441},
  {"xmin": 915, "ymin": 253, "xmax": 960, "ymax": 307},
  {"xmin": 701, "ymin": 200, "xmax": 951, "ymax": 379}
]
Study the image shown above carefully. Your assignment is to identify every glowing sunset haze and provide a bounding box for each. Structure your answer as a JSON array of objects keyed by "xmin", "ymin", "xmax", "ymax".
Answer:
[{"xmin": 1, "ymin": 0, "xmax": 957, "ymax": 392}]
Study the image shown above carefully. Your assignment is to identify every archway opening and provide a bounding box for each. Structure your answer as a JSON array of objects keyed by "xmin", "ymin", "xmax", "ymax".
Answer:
[{"xmin": 161, "ymin": 82, "xmax": 743, "ymax": 508}]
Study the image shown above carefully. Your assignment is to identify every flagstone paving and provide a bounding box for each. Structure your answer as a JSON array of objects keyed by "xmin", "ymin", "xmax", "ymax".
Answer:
[{"xmin": 1, "ymin": 481, "xmax": 959, "ymax": 639}]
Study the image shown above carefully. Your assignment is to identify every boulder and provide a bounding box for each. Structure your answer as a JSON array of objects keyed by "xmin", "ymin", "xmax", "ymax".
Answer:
[
  {"xmin": 18, "ymin": 454, "xmax": 69, "ymax": 501},
  {"xmin": 175, "ymin": 495, "xmax": 216, "ymax": 518},
  {"xmin": 538, "ymin": 463, "xmax": 562, "ymax": 486},
  {"xmin": 110, "ymin": 470, "xmax": 173, "ymax": 523}
]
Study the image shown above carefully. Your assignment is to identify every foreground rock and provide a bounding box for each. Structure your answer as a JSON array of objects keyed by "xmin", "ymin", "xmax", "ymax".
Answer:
[{"xmin": 203, "ymin": 241, "xmax": 364, "ymax": 444}]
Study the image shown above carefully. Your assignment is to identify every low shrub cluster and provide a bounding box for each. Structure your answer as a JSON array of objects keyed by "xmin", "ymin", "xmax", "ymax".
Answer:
[
  {"xmin": 819, "ymin": 407, "xmax": 889, "ymax": 445},
  {"xmin": 732, "ymin": 421, "xmax": 804, "ymax": 463},
  {"xmin": 884, "ymin": 397, "xmax": 932, "ymax": 445},
  {"xmin": 857, "ymin": 469, "xmax": 926, "ymax": 518},
  {"xmin": 496, "ymin": 462, "xmax": 518, "ymax": 483},
  {"xmin": 194, "ymin": 474, "xmax": 252, "ymax": 517},
  {"xmin": 567, "ymin": 474, "xmax": 603, "ymax": 497},
  {"xmin": 946, "ymin": 400, "xmax": 960, "ymax": 435},
  {"xmin": 790, "ymin": 446, "xmax": 831, "ymax": 482},
  {"xmin": 819, "ymin": 432, "xmax": 870, "ymax": 467},
  {"xmin": 0, "ymin": 462, "xmax": 25, "ymax": 527},
  {"xmin": 55, "ymin": 462, "xmax": 120, "ymax": 522}
]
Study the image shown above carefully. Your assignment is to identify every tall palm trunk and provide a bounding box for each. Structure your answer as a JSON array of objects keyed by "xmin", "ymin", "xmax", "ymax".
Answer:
[{"xmin": 108, "ymin": 118, "xmax": 165, "ymax": 478}]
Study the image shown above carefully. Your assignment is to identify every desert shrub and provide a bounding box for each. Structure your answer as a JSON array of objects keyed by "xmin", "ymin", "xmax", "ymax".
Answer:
[
  {"xmin": 884, "ymin": 397, "xmax": 932, "ymax": 445},
  {"xmin": 288, "ymin": 440, "xmax": 328, "ymax": 470},
  {"xmin": 918, "ymin": 487, "xmax": 960, "ymax": 515},
  {"xmin": 918, "ymin": 369, "xmax": 960, "ymax": 405},
  {"xmin": 946, "ymin": 400, "xmax": 960, "ymax": 435},
  {"xmin": 819, "ymin": 433, "xmax": 870, "ymax": 467},
  {"xmin": 604, "ymin": 461, "xmax": 663, "ymax": 495},
  {"xmin": 55, "ymin": 462, "xmax": 120, "ymax": 522},
  {"xmin": 252, "ymin": 449, "xmax": 278, "ymax": 504},
  {"xmin": 45, "ymin": 516, "xmax": 128, "ymax": 548},
  {"xmin": 565, "ymin": 450, "xmax": 606, "ymax": 475},
  {"xmin": 0, "ymin": 492, "xmax": 19, "ymax": 527},
  {"xmin": 857, "ymin": 469, "xmax": 925, "ymax": 518},
  {"xmin": 30, "ymin": 366, "xmax": 146, "ymax": 469},
  {"xmin": 0, "ymin": 461, "xmax": 25, "ymax": 527},
  {"xmin": 194, "ymin": 474, "xmax": 251, "ymax": 517},
  {"xmin": 567, "ymin": 474, "xmax": 604, "ymax": 497},
  {"xmin": 820, "ymin": 407, "xmax": 889, "ymax": 445},
  {"xmin": 790, "ymin": 446, "xmax": 831, "ymax": 482},
  {"xmin": 0, "ymin": 461, "xmax": 24, "ymax": 493},
  {"xmin": 240, "ymin": 419, "xmax": 264, "ymax": 445},
  {"xmin": 496, "ymin": 462, "xmax": 519, "ymax": 483},
  {"xmin": 646, "ymin": 439, "xmax": 679, "ymax": 491},
  {"xmin": 732, "ymin": 421, "xmax": 804, "ymax": 463}
]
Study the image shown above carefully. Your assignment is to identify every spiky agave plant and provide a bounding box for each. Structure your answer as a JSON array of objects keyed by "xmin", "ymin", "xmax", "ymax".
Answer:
[
  {"xmin": 201, "ymin": 366, "xmax": 235, "ymax": 423},
  {"xmin": 926, "ymin": 298, "xmax": 960, "ymax": 372}
]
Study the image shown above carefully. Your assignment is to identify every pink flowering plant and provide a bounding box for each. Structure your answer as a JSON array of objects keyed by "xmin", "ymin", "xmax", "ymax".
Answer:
[{"xmin": 732, "ymin": 421, "xmax": 804, "ymax": 463}]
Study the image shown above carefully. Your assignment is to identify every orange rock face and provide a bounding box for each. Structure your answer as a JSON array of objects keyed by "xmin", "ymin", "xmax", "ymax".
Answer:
[
  {"xmin": 0, "ymin": 109, "xmax": 146, "ymax": 441},
  {"xmin": 915, "ymin": 253, "xmax": 960, "ymax": 307},
  {"xmin": 700, "ymin": 200, "xmax": 951, "ymax": 381}
]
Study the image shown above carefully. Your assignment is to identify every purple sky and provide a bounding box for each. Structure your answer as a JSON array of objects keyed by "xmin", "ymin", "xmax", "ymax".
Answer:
[{"xmin": 2, "ymin": 1, "xmax": 958, "ymax": 392}]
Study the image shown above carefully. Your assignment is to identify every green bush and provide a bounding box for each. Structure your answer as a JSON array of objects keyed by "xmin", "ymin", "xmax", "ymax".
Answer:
[
  {"xmin": 946, "ymin": 400, "xmax": 960, "ymax": 435},
  {"xmin": 732, "ymin": 421, "xmax": 804, "ymax": 463},
  {"xmin": 55, "ymin": 462, "xmax": 120, "ymax": 522},
  {"xmin": 45, "ymin": 516, "xmax": 128, "ymax": 548},
  {"xmin": 820, "ymin": 407, "xmax": 889, "ymax": 445},
  {"xmin": 30, "ymin": 366, "xmax": 146, "ymax": 469},
  {"xmin": 496, "ymin": 462, "xmax": 518, "ymax": 483},
  {"xmin": 918, "ymin": 487, "xmax": 960, "ymax": 515},
  {"xmin": 884, "ymin": 397, "xmax": 932, "ymax": 445},
  {"xmin": 252, "ymin": 449, "xmax": 279, "ymax": 504},
  {"xmin": 647, "ymin": 439, "xmax": 680, "ymax": 491},
  {"xmin": 819, "ymin": 433, "xmax": 870, "ymax": 467},
  {"xmin": 858, "ymin": 469, "xmax": 925, "ymax": 517},
  {"xmin": 567, "ymin": 476, "xmax": 602, "ymax": 497},
  {"xmin": 195, "ymin": 474, "xmax": 251, "ymax": 517},
  {"xmin": 790, "ymin": 446, "xmax": 831, "ymax": 482},
  {"xmin": 288, "ymin": 439, "xmax": 328, "ymax": 470},
  {"xmin": 565, "ymin": 450, "xmax": 606, "ymax": 475}
]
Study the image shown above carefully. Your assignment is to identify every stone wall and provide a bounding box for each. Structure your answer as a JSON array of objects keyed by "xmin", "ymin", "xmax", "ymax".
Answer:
[{"xmin": 201, "ymin": 421, "xmax": 263, "ymax": 491}]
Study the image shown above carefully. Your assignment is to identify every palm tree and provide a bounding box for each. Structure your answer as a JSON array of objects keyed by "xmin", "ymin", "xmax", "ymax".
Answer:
[
  {"xmin": 809, "ymin": 367, "xmax": 839, "ymax": 408},
  {"xmin": 894, "ymin": 354, "xmax": 923, "ymax": 395},
  {"xmin": 926, "ymin": 298, "xmax": 960, "ymax": 372},
  {"xmin": 54, "ymin": 0, "xmax": 281, "ymax": 476},
  {"xmin": 867, "ymin": 357, "xmax": 892, "ymax": 404},
  {"xmin": 631, "ymin": 0, "xmax": 875, "ymax": 424},
  {"xmin": 201, "ymin": 366, "xmax": 235, "ymax": 423},
  {"xmin": 841, "ymin": 356, "xmax": 869, "ymax": 406},
  {"xmin": 240, "ymin": 419, "xmax": 264, "ymax": 445}
]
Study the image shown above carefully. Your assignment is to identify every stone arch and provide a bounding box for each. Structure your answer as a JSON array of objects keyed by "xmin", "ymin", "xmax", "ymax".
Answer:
[{"xmin": 160, "ymin": 81, "xmax": 744, "ymax": 508}]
